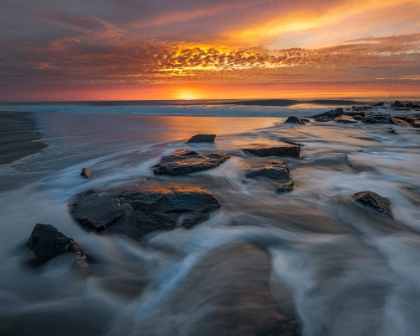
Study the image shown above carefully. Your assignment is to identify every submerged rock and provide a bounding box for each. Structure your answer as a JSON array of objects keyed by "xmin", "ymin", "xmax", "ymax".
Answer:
[
  {"xmin": 152, "ymin": 150, "xmax": 230, "ymax": 176},
  {"xmin": 390, "ymin": 118, "xmax": 412, "ymax": 127},
  {"xmin": 372, "ymin": 102, "xmax": 384, "ymax": 106},
  {"xmin": 119, "ymin": 242, "xmax": 300, "ymax": 336},
  {"xmin": 70, "ymin": 181, "xmax": 220, "ymax": 240},
  {"xmin": 334, "ymin": 115, "xmax": 358, "ymax": 123},
  {"xmin": 187, "ymin": 134, "xmax": 216, "ymax": 143},
  {"xmin": 353, "ymin": 191, "xmax": 393, "ymax": 219},
  {"xmin": 362, "ymin": 114, "xmax": 390, "ymax": 124},
  {"xmin": 243, "ymin": 145, "xmax": 300, "ymax": 158},
  {"xmin": 81, "ymin": 168, "xmax": 92, "ymax": 178},
  {"xmin": 26, "ymin": 224, "xmax": 89, "ymax": 275},
  {"xmin": 247, "ymin": 159, "xmax": 294, "ymax": 192},
  {"xmin": 285, "ymin": 116, "xmax": 306, "ymax": 125}
]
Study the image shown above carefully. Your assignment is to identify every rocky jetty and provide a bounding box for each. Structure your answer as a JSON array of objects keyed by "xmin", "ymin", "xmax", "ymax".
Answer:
[
  {"xmin": 311, "ymin": 108, "xmax": 344, "ymax": 121},
  {"xmin": 70, "ymin": 181, "xmax": 220, "ymax": 240},
  {"xmin": 353, "ymin": 191, "xmax": 393, "ymax": 219},
  {"xmin": 247, "ymin": 159, "xmax": 294, "ymax": 192},
  {"xmin": 187, "ymin": 134, "xmax": 216, "ymax": 143},
  {"xmin": 152, "ymin": 149, "xmax": 230, "ymax": 176},
  {"xmin": 26, "ymin": 223, "xmax": 89, "ymax": 275},
  {"xmin": 243, "ymin": 145, "xmax": 300, "ymax": 158}
]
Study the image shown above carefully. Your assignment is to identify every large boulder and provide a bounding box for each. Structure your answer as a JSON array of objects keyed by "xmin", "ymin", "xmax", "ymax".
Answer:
[
  {"xmin": 187, "ymin": 134, "xmax": 216, "ymax": 143},
  {"xmin": 285, "ymin": 116, "xmax": 306, "ymax": 125},
  {"xmin": 152, "ymin": 150, "xmax": 230, "ymax": 176},
  {"xmin": 247, "ymin": 159, "xmax": 294, "ymax": 192},
  {"xmin": 70, "ymin": 181, "xmax": 220, "ymax": 240},
  {"xmin": 243, "ymin": 145, "xmax": 300, "ymax": 158},
  {"xmin": 26, "ymin": 224, "xmax": 89, "ymax": 275},
  {"xmin": 353, "ymin": 191, "xmax": 393, "ymax": 219}
]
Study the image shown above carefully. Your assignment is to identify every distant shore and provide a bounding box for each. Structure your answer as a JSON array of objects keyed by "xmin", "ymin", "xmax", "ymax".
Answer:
[{"xmin": 0, "ymin": 111, "xmax": 47, "ymax": 165}]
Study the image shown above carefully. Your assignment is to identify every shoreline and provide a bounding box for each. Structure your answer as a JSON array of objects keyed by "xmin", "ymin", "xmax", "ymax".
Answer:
[{"xmin": 0, "ymin": 111, "xmax": 47, "ymax": 165}]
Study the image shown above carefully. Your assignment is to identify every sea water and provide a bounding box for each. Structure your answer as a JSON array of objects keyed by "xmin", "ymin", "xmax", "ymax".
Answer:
[{"xmin": 0, "ymin": 100, "xmax": 420, "ymax": 335}]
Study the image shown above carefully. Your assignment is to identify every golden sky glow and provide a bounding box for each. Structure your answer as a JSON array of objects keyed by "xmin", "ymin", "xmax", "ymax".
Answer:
[{"xmin": 0, "ymin": 0, "xmax": 419, "ymax": 101}]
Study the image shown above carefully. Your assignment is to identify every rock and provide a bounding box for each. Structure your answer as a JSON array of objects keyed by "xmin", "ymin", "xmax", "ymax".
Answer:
[
  {"xmin": 243, "ymin": 145, "xmax": 300, "ymax": 158},
  {"xmin": 334, "ymin": 115, "xmax": 358, "ymax": 123},
  {"xmin": 152, "ymin": 150, "xmax": 230, "ymax": 176},
  {"xmin": 405, "ymin": 103, "xmax": 420, "ymax": 109},
  {"xmin": 390, "ymin": 117, "xmax": 412, "ymax": 127},
  {"xmin": 353, "ymin": 191, "xmax": 393, "ymax": 219},
  {"xmin": 80, "ymin": 168, "xmax": 92, "ymax": 178},
  {"xmin": 311, "ymin": 108, "xmax": 343, "ymax": 121},
  {"xmin": 372, "ymin": 102, "xmax": 384, "ymax": 106},
  {"xmin": 393, "ymin": 100, "xmax": 404, "ymax": 108},
  {"xmin": 362, "ymin": 114, "xmax": 390, "ymax": 124},
  {"xmin": 413, "ymin": 120, "xmax": 420, "ymax": 128},
  {"xmin": 26, "ymin": 224, "xmax": 89, "ymax": 275},
  {"xmin": 187, "ymin": 134, "xmax": 216, "ymax": 143},
  {"xmin": 70, "ymin": 181, "xmax": 220, "ymax": 240},
  {"xmin": 388, "ymin": 128, "xmax": 398, "ymax": 134},
  {"xmin": 124, "ymin": 242, "xmax": 300, "ymax": 336},
  {"xmin": 247, "ymin": 159, "xmax": 294, "ymax": 192},
  {"xmin": 285, "ymin": 116, "xmax": 306, "ymax": 125}
]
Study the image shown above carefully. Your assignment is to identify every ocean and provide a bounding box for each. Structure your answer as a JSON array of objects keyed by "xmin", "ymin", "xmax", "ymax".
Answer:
[{"xmin": 0, "ymin": 99, "xmax": 420, "ymax": 335}]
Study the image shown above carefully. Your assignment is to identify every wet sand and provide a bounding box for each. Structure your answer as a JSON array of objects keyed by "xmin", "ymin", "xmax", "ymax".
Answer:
[{"xmin": 0, "ymin": 111, "xmax": 47, "ymax": 165}]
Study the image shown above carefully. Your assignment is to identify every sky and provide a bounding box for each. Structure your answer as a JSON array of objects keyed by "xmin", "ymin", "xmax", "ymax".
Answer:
[{"xmin": 1, "ymin": 0, "xmax": 419, "ymax": 101}]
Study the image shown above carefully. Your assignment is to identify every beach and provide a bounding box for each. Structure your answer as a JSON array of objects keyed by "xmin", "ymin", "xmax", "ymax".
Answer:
[
  {"xmin": 0, "ymin": 111, "xmax": 46, "ymax": 165},
  {"xmin": 1, "ymin": 101, "xmax": 420, "ymax": 335}
]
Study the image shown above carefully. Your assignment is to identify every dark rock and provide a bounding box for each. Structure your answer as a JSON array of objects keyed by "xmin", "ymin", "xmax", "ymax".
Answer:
[
  {"xmin": 243, "ymin": 145, "xmax": 300, "ymax": 158},
  {"xmin": 390, "ymin": 117, "xmax": 412, "ymax": 127},
  {"xmin": 388, "ymin": 128, "xmax": 398, "ymax": 134},
  {"xmin": 413, "ymin": 120, "xmax": 420, "ymax": 128},
  {"xmin": 187, "ymin": 134, "xmax": 216, "ymax": 143},
  {"xmin": 334, "ymin": 115, "xmax": 358, "ymax": 123},
  {"xmin": 371, "ymin": 102, "xmax": 384, "ymax": 106},
  {"xmin": 285, "ymin": 116, "xmax": 306, "ymax": 125},
  {"xmin": 26, "ymin": 224, "xmax": 89, "ymax": 275},
  {"xmin": 353, "ymin": 191, "xmax": 393, "ymax": 219},
  {"xmin": 81, "ymin": 168, "xmax": 92, "ymax": 178},
  {"xmin": 152, "ymin": 150, "xmax": 230, "ymax": 176},
  {"xmin": 405, "ymin": 103, "xmax": 420, "ymax": 109},
  {"xmin": 393, "ymin": 100, "xmax": 404, "ymax": 108},
  {"xmin": 311, "ymin": 108, "xmax": 343, "ymax": 121},
  {"xmin": 362, "ymin": 114, "xmax": 390, "ymax": 124},
  {"xmin": 70, "ymin": 181, "xmax": 220, "ymax": 240},
  {"xmin": 191, "ymin": 243, "xmax": 300, "ymax": 336},
  {"xmin": 247, "ymin": 159, "xmax": 294, "ymax": 192}
]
